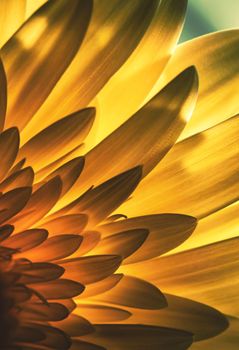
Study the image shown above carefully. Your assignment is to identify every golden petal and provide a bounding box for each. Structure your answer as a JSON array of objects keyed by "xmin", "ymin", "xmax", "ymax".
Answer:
[
  {"xmin": 60, "ymin": 255, "xmax": 122, "ymax": 285},
  {"xmin": 0, "ymin": 0, "xmax": 26, "ymax": 47},
  {"xmin": 80, "ymin": 324, "xmax": 193, "ymax": 350},
  {"xmin": 18, "ymin": 108, "xmax": 95, "ymax": 171},
  {"xmin": 122, "ymin": 237, "xmax": 239, "ymax": 317},
  {"xmin": 17, "ymin": 262, "xmax": 64, "ymax": 284},
  {"xmin": 3, "ymin": 228, "xmax": 48, "ymax": 252},
  {"xmin": 54, "ymin": 314, "xmax": 94, "ymax": 337},
  {"xmin": 21, "ymin": 302, "xmax": 69, "ymax": 321},
  {"xmin": 0, "ymin": 58, "xmax": 7, "ymax": 130},
  {"xmin": 100, "ymin": 214, "xmax": 197, "ymax": 263},
  {"xmin": 0, "ymin": 167, "xmax": 34, "ymax": 192},
  {"xmin": 121, "ymin": 115, "xmax": 239, "ymax": 218},
  {"xmin": 91, "ymin": 0, "xmax": 188, "ymax": 146},
  {"xmin": 2, "ymin": 0, "xmax": 93, "ymax": 131},
  {"xmin": 0, "ymin": 128, "xmax": 20, "ymax": 181},
  {"xmin": 150, "ymin": 30, "xmax": 239, "ymax": 139},
  {"xmin": 42, "ymin": 214, "xmax": 88, "ymax": 236},
  {"xmin": 122, "ymin": 294, "xmax": 228, "ymax": 341},
  {"xmin": 30, "ymin": 279, "xmax": 85, "ymax": 299},
  {"xmin": 62, "ymin": 67, "xmax": 198, "ymax": 206},
  {"xmin": 94, "ymin": 275, "xmax": 167, "ymax": 310},
  {"xmin": 81, "ymin": 274, "xmax": 123, "ymax": 299},
  {"xmin": 75, "ymin": 304, "xmax": 131, "ymax": 323},
  {"xmin": 91, "ymin": 229, "xmax": 149, "ymax": 260},
  {"xmin": 22, "ymin": 0, "xmax": 159, "ymax": 140}
]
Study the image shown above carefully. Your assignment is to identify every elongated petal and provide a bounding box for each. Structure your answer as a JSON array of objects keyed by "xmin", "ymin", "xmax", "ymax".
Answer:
[
  {"xmin": 0, "ymin": 187, "xmax": 31, "ymax": 224},
  {"xmin": 18, "ymin": 109, "xmax": 95, "ymax": 171},
  {"xmin": 76, "ymin": 304, "xmax": 131, "ymax": 323},
  {"xmin": 122, "ymin": 237, "xmax": 239, "ymax": 317},
  {"xmin": 56, "ymin": 167, "xmax": 142, "ymax": 226},
  {"xmin": 0, "ymin": 58, "xmax": 7, "ymax": 130},
  {"xmin": 42, "ymin": 214, "xmax": 88, "ymax": 236},
  {"xmin": 0, "ymin": 167, "xmax": 34, "ymax": 192},
  {"xmin": 121, "ymin": 115, "xmax": 239, "ymax": 219},
  {"xmin": 61, "ymin": 255, "xmax": 122, "ymax": 285},
  {"xmin": 0, "ymin": 225, "xmax": 14, "ymax": 242},
  {"xmin": 63, "ymin": 67, "xmax": 198, "ymax": 203},
  {"xmin": 2, "ymin": 0, "xmax": 93, "ymax": 130},
  {"xmin": 151, "ymin": 30, "xmax": 239, "ymax": 139},
  {"xmin": 123, "ymin": 294, "xmax": 228, "ymax": 341},
  {"xmin": 191, "ymin": 316, "xmax": 239, "ymax": 350},
  {"xmin": 95, "ymin": 275, "xmax": 167, "ymax": 310},
  {"xmin": 17, "ymin": 262, "xmax": 64, "ymax": 284},
  {"xmin": 20, "ymin": 302, "xmax": 69, "ymax": 321},
  {"xmin": 55, "ymin": 314, "xmax": 94, "ymax": 337},
  {"xmin": 30, "ymin": 279, "xmax": 84, "ymax": 299},
  {"xmin": 92, "ymin": 229, "xmax": 148, "ymax": 259},
  {"xmin": 10, "ymin": 177, "xmax": 62, "ymax": 231},
  {"xmin": 23, "ymin": 0, "xmax": 159, "ymax": 139},
  {"xmin": 0, "ymin": 128, "xmax": 19, "ymax": 181},
  {"xmin": 93, "ymin": 0, "xmax": 187, "ymax": 145},
  {"xmin": 100, "ymin": 214, "xmax": 197, "ymax": 263},
  {"xmin": 80, "ymin": 324, "xmax": 193, "ymax": 350},
  {"xmin": 81, "ymin": 274, "xmax": 123, "ymax": 299},
  {"xmin": 3, "ymin": 228, "xmax": 48, "ymax": 252},
  {"xmin": 21, "ymin": 234, "xmax": 82, "ymax": 262}
]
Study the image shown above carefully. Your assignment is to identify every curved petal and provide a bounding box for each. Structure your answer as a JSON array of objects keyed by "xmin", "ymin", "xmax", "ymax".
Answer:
[
  {"xmin": 81, "ymin": 274, "xmax": 123, "ymax": 299},
  {"xmin": 22, "ymin": 0, "xmax": 159, "ymax": 140},
  {"xmin": 2, "ymin": 0, "xmax": 93, "ymax": 130},
  {"xmin": 121, "ymin": 115, "xmax": 239, "ymax": 219},
  {"xmin": 0, "ymin": 167, "xmax": 34, "ymax": 192},
  {"xmin": 42, "ymin": 214, "xmax": 88, "ymax": 236},
  {"xmin": 150, "ymin": 30, "xmax": 239, "ymax": 139},
  {"xmin": 30, "ymin": 279, "xmax": 85, "ymax": 299},
  {"xmin": 0, "ymin": 128, "xmax": 20, "ymax": 181},
  {"xmin": 0, "ymin": 58, "xmax": 7, "ymax": 130},
  {"xmin": 92, "ymin": 0, "xmax": 187, "ymax": 145},
  {"xmin": 3, "ymin": 228, "xmax": 48, "ymax": 252},
  {"xmin": 76, "ymin": 304, "xmax": 131, "ymax": 323},
  {"xmin": 55, "ymin": 314, "xmax": 94, "ymax": 337}
]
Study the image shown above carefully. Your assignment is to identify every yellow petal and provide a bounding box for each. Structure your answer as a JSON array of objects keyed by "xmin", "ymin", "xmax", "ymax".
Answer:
[
  {"xmin": 22, "ymin": 0, "xmax": 159, "ymax": 141},
  {"xmin": 0, "ymin": 128, "xmax": 19, "ymax": 181},
  {"xmin": 91, "ymin": 0, "xmax": 187, "ymax": 146},
  {"xmin": 75, "ymin": 304, "xmax": 131, "ymax": 323},
  {"xmin": 150, "ymin": 30, "xmax": 239, "ymax": 139},
  {"xmin": 121, "ymin": 237, "xmax": 239, "ymax": 317},
  {"xmin": 61, "ymin": 67, "xmax": 198, "ymax": 206},
  {"xmin": 0, "ymin": 0, "xmax": 26, "ymax": 47},
  {"xmin": 0, "ymin": 167, "xmax": 34, "ymax": 192},
  {"xmin": 121, "ymin": 115, "xmax": 239, "ymax": 219},
  {"xmin": 2, "ymin": 0, "xmax": 93, "ymax": 131},
  {"xmin": 18, "ymin": 108, "xmax": 95, "ymax": 171},
  {"xmin": 0, "ymin": 58, "xmax": 7, "ymax": 130}
]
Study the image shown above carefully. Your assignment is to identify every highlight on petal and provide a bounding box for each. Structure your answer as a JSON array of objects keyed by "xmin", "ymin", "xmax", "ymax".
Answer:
[
  {"xmin": 55, "ymin": 314, "xmax": 94, "ymax": 337},
  {"xmin": 93, "ymin": 0, "xmax": 188, "ymax": 145},
  {"xmin": 150, "ymin": 30, "xmax": 239, "ymax": 139},
  {"xmin": 123, "ymin": 237, "xmax": 239, "ymax": 317},
  {"xmin": 30, "ymin": 279, "xmax": 85, "ymax": 299},
  {"xmin": 18, "ymin": 108, "xmax": 95, "ymax": 171},
  {"xmin": 0, "ymin": 166, "xmax": 34, "ymax": 192},
  {"xmin": 81, "ymin": 274, "xmax": 123, "ymax": 299},
  {"xmin": 23, "ymin": 0, "xmax": 160, "ymax": 138},
  {"xmin": 61, "ymin": 255, "xmax": 122, "ymax": 285},
  {"xmin": 100, "ymin": 214, "xmax": 197, "ymax": 263},
  {"xmin": 121, "ymin": 115, "xmax": 239, "ymax": 219},
  {"xmin": 42, "ymin": 214, "xmax": 88, "ymax": 236},
  {"xmin": 63, "ymin": 66, "xmax": 198, "ymax": 203},
  {"xmin": 2, "ymin": 0, "xmax": 93, "ymax": 130},
  {"xmin": 3, "ymin": 228, "xmax": 48, "ymax": 252},
  {"xmin": 76, "ymin": 304, "xmax": 131, "ymax": 323},
  {"xmin": 94, "ymin": 275, "xmax": 167, "ymax": 310}
]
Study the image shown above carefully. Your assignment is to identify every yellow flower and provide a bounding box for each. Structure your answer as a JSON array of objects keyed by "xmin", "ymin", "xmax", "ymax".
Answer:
[{"xmin": 0, "ymin": 0, "xmax": 238, "ymax": 349}]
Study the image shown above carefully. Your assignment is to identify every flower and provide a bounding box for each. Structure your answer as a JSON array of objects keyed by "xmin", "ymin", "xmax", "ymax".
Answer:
[{"xmin": 0, "ymin": 0, "xmax": 238, "ymax": 349}]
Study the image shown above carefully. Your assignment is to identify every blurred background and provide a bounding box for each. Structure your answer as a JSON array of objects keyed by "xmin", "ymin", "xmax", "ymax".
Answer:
[{"xmin": 181, "ymin": 0, "xmax": 239, "ymax": 42}]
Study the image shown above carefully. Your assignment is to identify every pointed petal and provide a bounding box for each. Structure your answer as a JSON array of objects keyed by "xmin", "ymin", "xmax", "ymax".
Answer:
[
  {"xmin": 92, "ymin": 229, "xmax": 148, "ymax": 260},
  {"xmin": 20, "ymin": 302, "xmax": 69, "ymax": 321},
  {"xmin": 76, "ymin": 304, "xmax": 131, "ymax": 323},
  {"xmin": 0, "ymin": 187, "xmax": 31, "ymax": 224},
  {"xmin": 0, "ymin": 167, "xmax": 34, "ymax": 192},
  {"xmin": 55, "ymin": 314, "xmax": 94, "ymax": 337},
  {"xmin": 122, "ymin": 237, "xmax": 239, "ymax": 317},
  {"xmin": 80, "ymin": 324, "xmax": 193, "ymax": 350},
  {"xmin": 30, "ymin": 279, "xmax": 84, "ymax": 299},
  {"xmin": 17, "ymin": 262, "xmax": 64, "ymax": 284},
  {"xmin": 22, "ymin": 0, "xmax": 159, "ymax": 138},
  {"xmin": 95, "ymin": 275, "xmax": 167, "ymax": 310},
  {"xmin": 151, "ymin": 30, "xmax": 239, "ymax": 139},
  {"xmin": 60, "ymin": 255, "xmax": 122, "ymax": 285},
  {"xmin": 56, "ymin": 167, "xmax": 142, "ymax": 226},
  {"xmin": 100, "ymin": 214, "xmax": 197, "ymax": 263},
  {"xmin": 21, "ymin": 234, "xmax": 82, "ymax": 262},
  {"xmin": 2, "ymin": 0, "xmax": 93, "ymax": 130},
  {"xmin": 93, "ymin": 0, "xmax": 188, "ymax": 145},
  {"xmin": 42, "ymin": 214, "xmax": 88, "ymax": 236},
  {"xmin": 18, "ymin": 108, "xmax": 95, "ymax": 171},
  {"xmin": 0, "ymin": 128, "xmax": 20, "ymax": 181},
  {"xmin": 10, "ymin": 177, "xmax": 62, "ymax": 231},
  {"xmin": 81, "ymin": 274, "xmax": 123, "ymax": 299},
  {"xmin": 0, "ymin": 225, "xmax": 14, "ymax": 242},
  {"xmin": 3, "ymin": 228, "xmax": 48, "ymax": 252},
  {"xmin": 64, "ymin": 67, "xmax": 198, "ymax": 203},
  {"xmin": 121, "ymin": 115, "xmax": 239, "ymax": 219}
]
